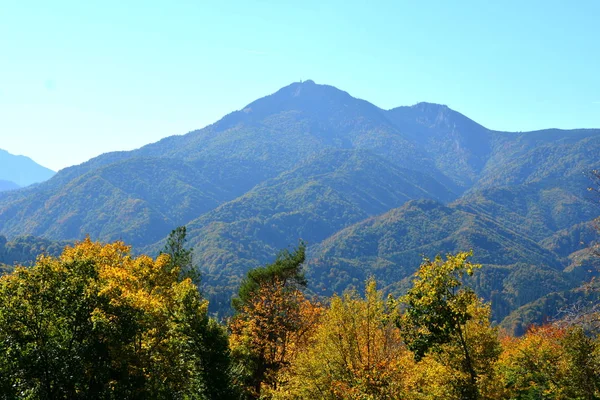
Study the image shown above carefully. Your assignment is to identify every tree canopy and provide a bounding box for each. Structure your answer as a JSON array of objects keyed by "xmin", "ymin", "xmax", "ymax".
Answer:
[{"xmin": 0, "ymin": 237, "xmax": 231, "ymax": 399}]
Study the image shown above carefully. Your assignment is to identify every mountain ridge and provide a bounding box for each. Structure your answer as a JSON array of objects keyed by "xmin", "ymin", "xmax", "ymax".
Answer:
[{"xmin": 1, "ymin": 80, "xmax": 599, "ymax": 327}]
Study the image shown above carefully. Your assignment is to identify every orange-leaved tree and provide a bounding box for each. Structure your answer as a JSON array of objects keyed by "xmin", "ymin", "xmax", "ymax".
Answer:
[
  {"xmin": 494, "ymin": 325, "xmax": 600, "ymax": 399},
  {"xmin": 229, "ymin": 243, "xmax": 322, "ymax": 399}
]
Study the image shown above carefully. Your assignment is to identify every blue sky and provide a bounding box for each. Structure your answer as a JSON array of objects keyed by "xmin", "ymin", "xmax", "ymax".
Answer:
[{"xmin": 1, "ymin": 0, "xmax": 599, "ymax": 171}]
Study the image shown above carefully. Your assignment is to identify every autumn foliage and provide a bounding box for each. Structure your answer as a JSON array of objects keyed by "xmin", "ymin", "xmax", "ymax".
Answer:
[
  {"xmin": 1, "ymin": 241, "xmax": 600, "ymax": 399},
  {"xmin": 0, "ymin": 237, "xmax": 231, "ymax": 399}
]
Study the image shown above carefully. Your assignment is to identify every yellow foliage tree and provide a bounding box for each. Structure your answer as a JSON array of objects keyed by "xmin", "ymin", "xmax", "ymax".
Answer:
[
  {"xmin": 273, "ymin": 279, "xmax": 409, "ymax": 399},
  {"xmin": 398, "ymin": 252, "xmax": 500, "ymax": 400},
  {"xmin": 0, "ymin": 237, "xmax": 231, "ymax": 399},
  {"xmin": 494, "ymin": 325, "xmax": 600, "ymax": 399}
]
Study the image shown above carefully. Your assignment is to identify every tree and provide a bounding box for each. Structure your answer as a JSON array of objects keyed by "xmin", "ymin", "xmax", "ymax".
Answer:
[
  {"xmin": 398, "ymin": 252, "xmax": 498, "ymax": 400},
  {"xmin": 161, "ymin": 225, "xmax": 199, "ymax": 283},
  {"xmin": 0, "ymin": 237, "xmax": 232, "ymax": 399},
  {"xmin": 232, "ymin": 243, "xmax": 307, "ymax": 313},
  {"xmin": 273, "ymin": 279, "xmax": 407, "ymax": 399},
  {"xmin": 495, "ymin": 325, "xmax": 600, "ymax": 399},
  {"xmin": 229, "ymin": 243, "xmax": 320, "ymax": 399}
]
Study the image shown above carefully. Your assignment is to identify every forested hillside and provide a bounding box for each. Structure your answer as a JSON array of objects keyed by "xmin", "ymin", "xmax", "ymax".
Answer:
[{"xmin": 1, "ymin": 80, "xmax": 599, "ymax": 328}]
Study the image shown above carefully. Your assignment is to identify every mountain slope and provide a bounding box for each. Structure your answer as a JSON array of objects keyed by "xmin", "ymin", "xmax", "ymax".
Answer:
[
  {"xmin": 307, "ymin": 199, "xmax": 563, "ymax": 292},
  {"xmin": 162, "ymin": 150, "xmax": 457, "ymax": 305},
  {"xmin": 385, "ymin": 102, "xmax": 493, "ymax": 187},
  {"xmin": 3, "ymin": 81, "xmax": 598, "ymax": 248},
  {"xmin": 0, "ymin": 149, "xmax": 55, "ymax": 187},
  {"xmin": 304, "ymin": 198, "xmax": 581, "ymax": 324},
  {"xmin": 455, "ymin": 177, "xmax": 598, "ymax": 243},
  {"xmin": 475, "ymin": 129, "xmax": 600, "ymax": 191},
  {"xmin": 0, "ymin": 158, "xmax": 230, "ymax": 246},
  {"xmin": 0, "ymin": 81, "xmax": 475, "ymax": 243}
]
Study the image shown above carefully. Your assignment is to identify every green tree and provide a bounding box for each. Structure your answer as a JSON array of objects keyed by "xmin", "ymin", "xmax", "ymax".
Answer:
[
  {"xmin": 398, "ymin": 251, "xmax": 498, "ymax": 400},
  {"xmin": 232, "ymin": 242, "xmax": 307, "ymax": 312},
  {"xmin": 0, "ymin": 238, "xmax": 233, "ymax": 399},
  {"xmin": 161, "ymin": 225, "xmax": 199, "ymax": 283}
]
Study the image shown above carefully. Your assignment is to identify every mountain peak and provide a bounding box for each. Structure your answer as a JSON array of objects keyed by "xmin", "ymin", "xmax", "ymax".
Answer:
[
  {"xmin": 213, "ymin": 80, "xmax": 376, "ymax": 130},
  {"xmin": 272, "ymin": 79, "xmax": 352, "ymax": 100}
]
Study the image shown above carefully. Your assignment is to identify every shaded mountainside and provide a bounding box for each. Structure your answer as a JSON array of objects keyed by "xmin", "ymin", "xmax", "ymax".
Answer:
[
  {"xmin": 455, "ymin": 176, "xmax": 598, "ymax": 242},
  {"xmin": 0, "ymin": 149, "xmax": 55, "ymax": 187},
  {"xmin": 385, "ymin": 102, "xmax": 493, "ymax": 188},
  {"xmin": 475, "ymin": 128, "xmax": 600, "ymax": 190},
  {"xmin": 501, "ymin": 274, "xmax": 600, "ymax": 336},
  {"xmin": 0, "ymin": 158, "xmax": 231, "ymax": 246},
  {"xmin": 1, "ymin": 80, "xmax": 599, "ymax": 327},
  {"xmin": 541, "ymin": 221, "xmax": 599, "ymax": 258}
]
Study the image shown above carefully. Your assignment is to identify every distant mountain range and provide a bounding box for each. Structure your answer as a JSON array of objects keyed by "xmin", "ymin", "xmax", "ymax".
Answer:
[
  {"xmin": 1, "ymin": 80, "xmax": 598, "ymax": 331},
  {"xmin": 0, "ymin": 180, "xmax": 20, "ymax": 192},
  {"xmin": 0, "ymin": 149, "xmax": 55, "ymax": 190}
]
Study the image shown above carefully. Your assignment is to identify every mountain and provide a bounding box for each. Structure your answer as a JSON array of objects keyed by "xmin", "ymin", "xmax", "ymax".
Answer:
[
  {"xmin": 0, "ymin": 158, "xmax": 230, "ymax": 246},
  {"xmin": 0, "ymin": 149, "xmax": 55, "ymax": 187},
  {"xmin": 455, "ymin": 177, "xmax": 598, "ymax": 243},
  {"xmin": 304, "ymin": 197, "xmax": 591, "ymax": 322},
  {"xmin": 540, "ymin": 221, "xmax": 599, "ymax": 258},
  {"xmin": 0, "ymin": 180, "xmax": 19, "ymax": 192},
  {"xmin": 385, "ymin": 102, "xmax": 493, "ymax": 188},
  {"xmin": 162, "ymin": 149, "xmax": 456, "ymax": 308},
  {"xmin": 0, "ymin": 235, "xmax": 70, "ymax": 266},
  {"xmin": 0, "ymin": 235, "xmax": 71, "ymax": 276},
  {"xmin": 306, "ymin": 198, "xmax": 564, "ymax": 288},
  {"xmin": 1, "ymin": 80, "xmax": 599, "ymax": 326},
  {"xmin": 0, "ymin": 81, "xmax": 484, "ymax": 245}
]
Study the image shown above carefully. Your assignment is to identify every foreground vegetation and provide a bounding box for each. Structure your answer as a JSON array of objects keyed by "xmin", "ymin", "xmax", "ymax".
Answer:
[{"xmin": 1, "ymin": 230, "xmax": 599, "ymax": 399}]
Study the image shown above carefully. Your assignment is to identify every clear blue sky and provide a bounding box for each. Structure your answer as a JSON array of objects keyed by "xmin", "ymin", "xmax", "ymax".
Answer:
[{"xmin": 1, "ymin": 0, "xmax": 599, "ymax": 171}]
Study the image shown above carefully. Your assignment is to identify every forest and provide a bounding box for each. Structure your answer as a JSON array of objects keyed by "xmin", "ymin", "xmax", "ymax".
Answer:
[{"xmin": 1, "ymin": 225, "xmax": 599, "ymax": 400}]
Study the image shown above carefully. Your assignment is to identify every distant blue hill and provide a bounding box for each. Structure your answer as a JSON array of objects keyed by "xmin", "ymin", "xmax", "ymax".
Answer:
[
  {"xmin": 0, "ymin": 149, "xmax": 55, "ymax": 187},
  {"xmin": 0, "ymin": 180, "xmax": 19, "ymax": 192}
]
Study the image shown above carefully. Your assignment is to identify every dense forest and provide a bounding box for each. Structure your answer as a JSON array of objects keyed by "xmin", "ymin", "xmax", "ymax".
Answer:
[{"xmin": 1, "ymin": 226, "xmax": 599, "ymax": 399}]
